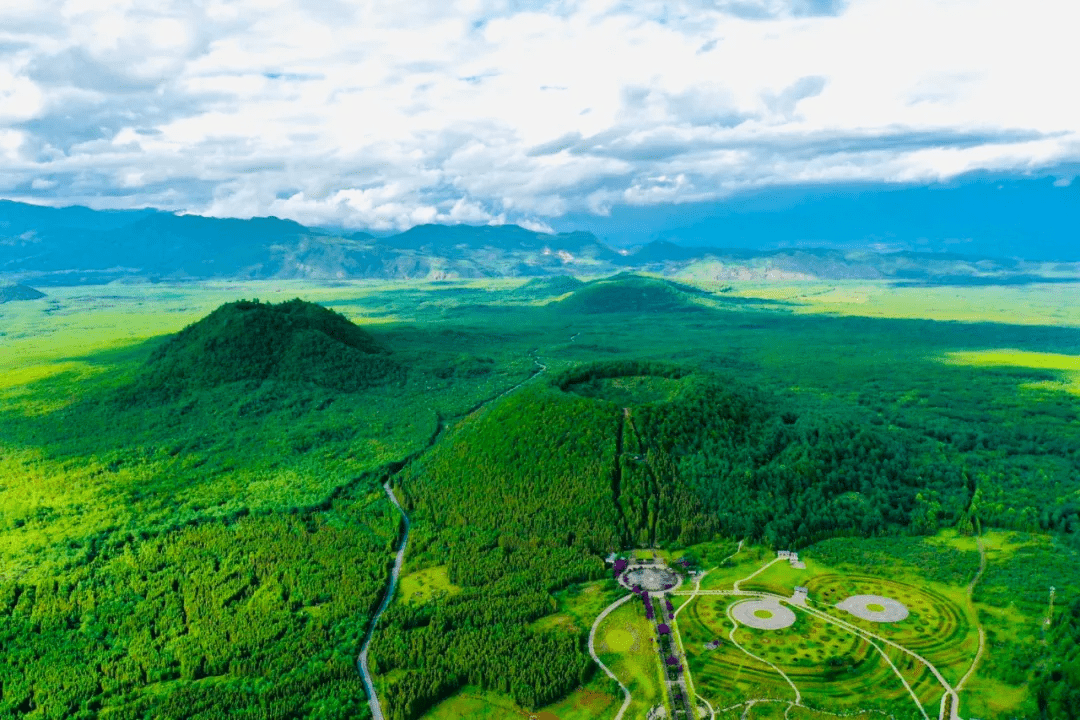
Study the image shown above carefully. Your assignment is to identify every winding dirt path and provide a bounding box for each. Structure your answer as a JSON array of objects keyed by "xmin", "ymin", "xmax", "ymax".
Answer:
[
  {"xmin": 673, "ymin": 552, "xmax": 951, "ymax": 720},
  {"xmin": 733, "ymin": 556, "xmax": 781, "ymax": 592},
  {"xmin": 674, "ymin": 540, "xmax": 743, "ymax": 620},
  {"xmin": 725, "ymin": 599, "xmax": 802, "ymax": 704},
  {"xmin": 588, "ymin": 593, "xmax": 635, "ymax": 720},
  {"xmin": 956, "ymin": 537, "xmax": 988, "ymax": 706}
]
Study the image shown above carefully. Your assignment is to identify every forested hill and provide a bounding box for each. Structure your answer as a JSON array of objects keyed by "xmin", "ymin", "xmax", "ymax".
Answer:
[
  {"xmin": 371, "ymin": 360, "xmax": 925, "ymax": 718},
  {"xmin": 0, "ymin": 283, "xmax": 45, "ymax": 302},
  {"xmin": 554, "ymin": 273, "xmax": 709, "ymax": 314},
  {"xmin": 125, "ymin": 298, "xmax": 404, "ymax": 403}
]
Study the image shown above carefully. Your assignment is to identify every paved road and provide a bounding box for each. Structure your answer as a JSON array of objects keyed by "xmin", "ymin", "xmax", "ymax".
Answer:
[
  {"xmin": 356, "ymin": 354, "xmax": 549, "ymax": 719},
  {"xmin": 357, "ymin": 482, "xmax": 411, "ymax": 720},
  {"xmin": 674, "ymin": 540, "xmax": 743, "ymax": 620}
]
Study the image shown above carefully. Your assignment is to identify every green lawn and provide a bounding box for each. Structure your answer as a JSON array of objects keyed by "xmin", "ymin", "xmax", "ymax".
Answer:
[{"xmin": 595, "ymin": 599, "xmax": 669, "ymax": 720}]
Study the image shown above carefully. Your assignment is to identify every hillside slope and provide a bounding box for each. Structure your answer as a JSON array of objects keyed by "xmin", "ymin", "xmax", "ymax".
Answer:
[
  {"xmin": 131, "ymin": 298, "xmax": 401, "ymax": 401},
  {"xmin": 554, "ymin": 273, "xmax": 709, "ymax": 314},
  {"xmin": 0, "ymin": 283, "xmax": 45, "ymax": 302},
  {"xmin": 371, "ymin": 360, "xmax": 919, "ymax": 718}
]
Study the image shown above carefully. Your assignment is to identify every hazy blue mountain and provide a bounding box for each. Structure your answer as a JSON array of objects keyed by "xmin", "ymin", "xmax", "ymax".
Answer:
[
  {"xmin": 2, "ymin": 180, "xmax": 1079, "ymax": 285},
  {"xmin": 550, "ymin": 173, "xmax": 1080, "ymax": 260}
]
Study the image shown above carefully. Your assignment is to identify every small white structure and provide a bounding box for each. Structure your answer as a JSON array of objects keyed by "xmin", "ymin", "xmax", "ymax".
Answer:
[
  {"xmin": 605, "ymin": 552, "xmax": 619, "ymax": 565},
  {"xmin": 792, "ymin": 586, "xmax": 810, "ymax": 606},
  {"xmin": 778, "ymin": 550, "xmax": 802, "ymax": 568}
]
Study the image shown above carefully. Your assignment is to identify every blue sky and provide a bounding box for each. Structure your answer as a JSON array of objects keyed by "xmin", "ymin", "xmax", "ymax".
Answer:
[{"xmin": 0, "ymin": 0, "xmax": 1076, "ymax": 233}]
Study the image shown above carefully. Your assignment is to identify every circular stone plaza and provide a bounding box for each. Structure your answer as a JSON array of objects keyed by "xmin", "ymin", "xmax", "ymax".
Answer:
[
  {"xmin": 730, "ymin": 598, "xmax": 797, "ymax": 630},
  {"xmin": 836, "ymin": 595, "xmax": 910, "ymax": 622},
  {"xmin": 619, "ymin": 565, "xmax": 683, "ymax": 593}
]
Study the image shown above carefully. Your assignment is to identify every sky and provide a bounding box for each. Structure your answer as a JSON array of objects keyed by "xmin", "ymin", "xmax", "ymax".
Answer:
[{"xmin": 0, "ymin": 0, "xmax": 1077, "ymax": 233}]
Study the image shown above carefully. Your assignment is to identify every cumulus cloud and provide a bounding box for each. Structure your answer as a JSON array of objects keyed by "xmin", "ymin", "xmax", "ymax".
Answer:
[{"xmin": 0, "ymin": 0, "xmax": 1076, "ymax": 230}]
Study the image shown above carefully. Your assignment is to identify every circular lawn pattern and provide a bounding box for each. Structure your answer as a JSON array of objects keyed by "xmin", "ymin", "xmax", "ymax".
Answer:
[
  {"xmin": 604, "ymin": 627, "xmax": 635, "ymax": 652},
  {"xmin": 836, "ymin": 595, "xmax": 909, "ymax": 622},
  {"xmin": 731, "ymin": 599, "xmax": 796, "ymax": 630}
]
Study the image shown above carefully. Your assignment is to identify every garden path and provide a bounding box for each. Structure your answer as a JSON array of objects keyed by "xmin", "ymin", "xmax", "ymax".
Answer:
[{"xmin": 587, "ymin": 593, "xmax": 635, "ymax": 720}]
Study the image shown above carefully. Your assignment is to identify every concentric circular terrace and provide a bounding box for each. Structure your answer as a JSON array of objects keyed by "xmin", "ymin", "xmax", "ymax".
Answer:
[
  {"xmin": 619, "ymin": 565, "xmax": 683, "ymax": 593},
  {"xmin": 836, "ymin": 595, "xmax": 910, "ymax": 622},
  {"xmin": 730, "ymin": 599, "xmax": 796, "ymax": 630}
]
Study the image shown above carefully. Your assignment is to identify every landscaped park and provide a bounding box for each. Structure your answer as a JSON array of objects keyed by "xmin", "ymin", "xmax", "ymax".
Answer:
[{"xmin": 589, "ymin": 531, "xmax": 1065, "ymax": 720}]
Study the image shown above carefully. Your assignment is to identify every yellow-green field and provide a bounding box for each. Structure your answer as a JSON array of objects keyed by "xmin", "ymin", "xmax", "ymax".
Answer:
[
  {"xmin": 595, "ymin": 600, "xmax": 669, "ymax": 720},
  {"xmin": 700, "ymin": 279, "xmax": 1080, "ymax": 327},
  {"xmin": 398, "ymin": 565, "xmax": 462, "ymax": 605},
  {"xmin": 941, "ymin": 348, "xmax": 1080, "ymax": 395},
  {"xmin": 529, "ymin": 579, "xmax": 624, "ymax": 636}
]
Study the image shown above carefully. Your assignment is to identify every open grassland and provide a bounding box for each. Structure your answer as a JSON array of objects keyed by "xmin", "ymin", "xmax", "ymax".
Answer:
[
  {"xmin": 707, "ymin": 280, "xmax": 1080, "ymax": 328},
  {"xmin": 942, "ymin": 348, "xmax": 1080, "ymax": 395},
  {"xmin": 697, "ymin": 546, "xmax": 775, "ymax": 592},
  {"xmin": 595, "ymin": 600, "xmax": 668, "ymax": 720},
  {"xmin": 529, "ymin": 578, "xmax": 624, "ymax": 636},
  {"xmin": 398, "ymin": 565, "xmax": 462, "ymax": 606}
]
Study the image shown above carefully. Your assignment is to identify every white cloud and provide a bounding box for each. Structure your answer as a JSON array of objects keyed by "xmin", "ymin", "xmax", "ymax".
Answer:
[{"xmin": 0, "ymin": 0, "xmax": 1076, "ymax": 229}]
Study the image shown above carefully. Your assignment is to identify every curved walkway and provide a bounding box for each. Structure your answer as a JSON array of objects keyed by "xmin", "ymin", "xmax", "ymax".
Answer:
[
  {"xmin": 588, "ymin": 593, "xmax": 635, "ymax": 720},
  {"xmin": 674, "ymin": 540, "xmax": 743, "ymax": 620},
  {"xmin": 674, "ymin": 552, "xmax": 948, "ymax": 720},
  {"xmin": 725, "ymin": 600, "xmax": 802, "ymax": 704},
  {"xmin": 957, "ymin": 538, "xmax": 987, "ymax": 692},
  {"xmin": 698, "ymin": 693, "xmax": 715, "ymax": 720},
  {"xmin": 954, "ymin": 536, "xmax": 988, "ymax": 720},
  {"xmin": 733, "ymin": 556, "xmax": 781, "ymax": 592}
]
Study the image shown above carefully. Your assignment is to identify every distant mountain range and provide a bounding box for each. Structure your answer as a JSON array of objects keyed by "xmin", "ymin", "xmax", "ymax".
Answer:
[{"xmin": 2, "ymin": 198, "xmax": 1078, "ymax": 286}]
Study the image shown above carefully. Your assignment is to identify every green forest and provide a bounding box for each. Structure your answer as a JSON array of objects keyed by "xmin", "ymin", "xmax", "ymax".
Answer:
[{"xmin": 2, "ymin": 276, "xmax": 1079, "ymax": 719}]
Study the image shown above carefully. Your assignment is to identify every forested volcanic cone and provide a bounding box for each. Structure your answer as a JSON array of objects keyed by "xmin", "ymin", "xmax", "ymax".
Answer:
[
  {"xmin": 0, "ymin": 283, "xmax": 46, "ymax": 302},
  {"xmin": 508, "ymin": 274, "xmax": 585, "ymax": 299},
  {"xmin": 128, "ymin": 298, "xmax": 403, "ymax": 402},
  {"xmin": 404, "ymin": 360, "xmax": 918, "ymax": 551},
  {"xmin": 554, "ymin": 273, "xmax": 708, "ymax": 314}
]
